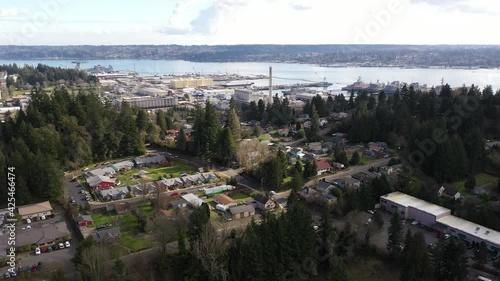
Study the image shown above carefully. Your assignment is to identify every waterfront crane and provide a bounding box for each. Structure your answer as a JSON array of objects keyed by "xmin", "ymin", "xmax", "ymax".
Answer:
[
  {"xmin": 315, "ymin": 72, "xmax": 327, "ymax": 83},
  {"xmin": 71, "ymin": 61, "xmax": 87, "ymax": 70}
]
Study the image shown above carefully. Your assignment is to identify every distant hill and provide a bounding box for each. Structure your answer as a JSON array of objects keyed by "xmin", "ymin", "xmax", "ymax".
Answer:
[{"xmin": 1, "ymin": 45, "xmax": 500, "ymax": 68}]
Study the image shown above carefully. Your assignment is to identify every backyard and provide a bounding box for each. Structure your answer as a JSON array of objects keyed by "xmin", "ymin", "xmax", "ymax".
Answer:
[
  {"xmin": 454, "ymin": 172, "xmax": 498, "ymax": 196},
  {"xmin": 91, "ymin": 202, "xmax": 156, "ymax": 252},
  {"xmin": 116, "ymin": 162, "xmax": 196, "ymax": 186},
  {"xmin": 229, "ymin": 191, "xmax": 253, "ymax": 203}
]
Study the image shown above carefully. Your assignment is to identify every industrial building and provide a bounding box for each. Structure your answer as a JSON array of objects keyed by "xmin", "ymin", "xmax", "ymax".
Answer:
[
  {"xmin": 380, "ymin": 191, "xmax": 500, "ymax": 251},
  {"xmin": 115, "ymin": 96, "xmax": 178, "ymax": 109},
  {"xmin": 137, "ymin": 87, "xmax": 169, "ymax": 96},
  {"xmin": 233, "ymin": 88, "xmax": 269, "ymax": 105},
  {"xmin": 170, "ymin": 77, "xmax": 214, "ymax": 89}
]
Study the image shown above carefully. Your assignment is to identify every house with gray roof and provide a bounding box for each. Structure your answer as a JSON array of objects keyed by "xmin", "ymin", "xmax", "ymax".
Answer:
[
  {"xmin": 229, "ymin": 205, "xmax": 255, "ymax": 220},
  {"xmin": 201, "ymin": 172, "xmax": 218, "ymax": 183},
  {"xmin": 157, "ymin": 177, "xmax": 184, "ymax": 190},
  {"xmin": 181, "ymin": 193, "xmax": 205, "ymax": 207},
  {"xmin": 316, "ymin": 180, "xmax": 335, "ymax": 194},
  {"xmin": 133, "ymin": 154, "xmax": 166, "ymax": 167},
  {"xmin": 88, "ymin": 167, "xmax": 116, "ymax": 177},
  {"xmin": 130, "ymin": 182, "xmax": 157, "ymax": 196},
  {"xmin": 99, "ymin": 186, "xmax": 130, "ymax": 201},
  {"xmin": 110, "ymin": 160, "xmax": 134, "ymax": 171},
  {"xmin": 170, "ymin": 198, "xmax": 188, "ymax": 209},
  {"xmin": 181, "ymin": 173, "xmax": 205, "ymax": 186},
  {"xmin": 92, "ymin": 227, "xmax": 121, "ymax": 243}
]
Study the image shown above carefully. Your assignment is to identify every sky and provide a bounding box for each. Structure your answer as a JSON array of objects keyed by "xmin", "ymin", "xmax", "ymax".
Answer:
[{"xmin": 0, "ymin": 0, "xmax": 499, "ymax": 45}]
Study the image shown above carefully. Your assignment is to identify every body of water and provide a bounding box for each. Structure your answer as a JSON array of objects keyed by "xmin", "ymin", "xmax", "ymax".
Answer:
[{"xmin": 1, "ymin": 59, "xmax": 500, "ymax": 91}]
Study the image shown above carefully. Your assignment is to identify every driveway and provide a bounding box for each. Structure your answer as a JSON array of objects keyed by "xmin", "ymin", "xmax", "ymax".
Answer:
[{"xmin": 66, "ymin": 176, "xmax": 88, "ymax": 208}]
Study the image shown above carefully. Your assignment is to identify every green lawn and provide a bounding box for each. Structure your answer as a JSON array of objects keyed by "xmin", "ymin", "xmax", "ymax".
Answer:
[
  {"xmin": 91, "ymin": 210, "xmax": 152, "ymax": 252},
  {"xmin": 358, "ymin": 155, "xmax": 373, "ymax": 165},
  {"xmin": 258, "ymin": 135, "xmax": 270, "ymax": 141},
  {"xmin": 138, "ymin": 202, "xmax": 155, "ymax": 217},
  {"xmin": 115, "ymin": 163, "xmax": 196, "ymax": 186},
  {"xmin": 229, "ymin": 192, "xmax": 252, "ymax": 203},
  {"xmin": 454, "ymin": 173, "xmax": 498, "ymax": 195}
]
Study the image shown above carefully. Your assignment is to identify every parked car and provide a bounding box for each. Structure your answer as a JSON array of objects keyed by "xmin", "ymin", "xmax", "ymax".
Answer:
[
  {"xmin": 180, "ymin": 191, "xmax": 188, "ymax": 195},
  {"xmin": 444, "ymin": 234, "xmax": 451, "ymax": 240},
  {"xmin": 47, "ymin": 246, "xmax": 53, "ymax": 252},
  {"xmin": 58, "ymin": 242, "xmax": 65, "ymax": 249},
  {"xmin": 366, "ymin": 210, "xmax": 375, "ymax": 215},
  {"xmin": 37, "ymin": 262, "xmax": 43, "ymax": 270},
  {"xmin": 35, "ymin": 247, "xmax": 41, "ymax": 255},
  {"xmin": 411, "ymin": 220, "xmax": 419, "ymax": 225},
  {"xmin": 170, "ymin": 192, "xmax": 180, "ymax": 197},
  {"xmin": 26, "ymin": 218, "xmax": 32, "ymax": 224},
  {"xmin": 65, "ymin": 241, "xmax": 71, "ymax": 248},
  {"xmin": 31, "ymin": 264, "xmax": 37, "ymax": 272}
]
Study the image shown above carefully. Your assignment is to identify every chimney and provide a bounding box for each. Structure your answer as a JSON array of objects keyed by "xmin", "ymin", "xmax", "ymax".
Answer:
[{"xmin": 269, "ymin": 66, "xmax": 273, "ymax": 101}]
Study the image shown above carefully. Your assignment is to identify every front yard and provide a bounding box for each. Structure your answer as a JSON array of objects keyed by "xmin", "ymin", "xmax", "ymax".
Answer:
[{"xmin": 115, "ymin": 162, "xmax": 197, "ymax": 186}]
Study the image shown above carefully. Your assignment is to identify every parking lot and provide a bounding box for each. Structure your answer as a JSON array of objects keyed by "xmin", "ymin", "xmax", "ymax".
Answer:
[{"xmin": 67, "ymin": 175, "xmax": 90, "ymax": 208}]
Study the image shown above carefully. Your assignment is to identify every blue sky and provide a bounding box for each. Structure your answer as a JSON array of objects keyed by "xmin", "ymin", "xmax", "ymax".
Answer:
[{"xmin": 0, "ymin": 0, "xmax": 499, "ymax": 45}]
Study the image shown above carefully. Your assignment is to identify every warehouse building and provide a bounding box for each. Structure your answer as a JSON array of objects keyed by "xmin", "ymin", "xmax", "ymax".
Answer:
[
  {"xmin": 170, "ymin": 77, "xmax": 214, "ymax": 89},
  {"xmin": 114, "ymin": 96, "xmax": 178, "ymax": 109},
  {"xmin": 380, "ymin": 191, "xmax": 500, "ymax": 251}
]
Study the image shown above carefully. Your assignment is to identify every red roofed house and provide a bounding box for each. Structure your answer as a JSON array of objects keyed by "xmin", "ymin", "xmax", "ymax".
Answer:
[
  {"xmin": 316, "ymin": 160, "xmax": 332, "ymax": 176},
  {"xmin": 86, "ymin": 175, "xmax": 115, "ymax": 190}
]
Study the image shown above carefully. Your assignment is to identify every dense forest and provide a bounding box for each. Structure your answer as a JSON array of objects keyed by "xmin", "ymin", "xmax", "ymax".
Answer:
[
  {"xmin": 0, "ymin": 63, "xmax": 99, "ymax": 89},
  {"xmin": 0, "ymin": 88, "xmax": 146, "ymax": 205}
]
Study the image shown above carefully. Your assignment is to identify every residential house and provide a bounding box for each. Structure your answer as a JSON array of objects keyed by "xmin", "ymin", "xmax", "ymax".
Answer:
[
  {"xmin": 316, "ymin": 160, "xmax": 332, "ymax": 176},
  {"xmin": 308, "ymin": 142, "xmax": 323, "ymax": 154},
  {"xmin": 351, "ymin": 172, "xmax": 378, "ymax": 185},
  {"xmin": 114, "ymin": 202, "xmax": 131, "ymax": 214},
  {"xmin": 157, "ymin": 177, "xmax": 184, "ymax": 190},
  {"xmin": 368, "ymin": 142, "xmax": 387, "ymax": 152},
  {"xmin": 18, "ymin": 201, "xmax": 53, "ymax": 220},
  {"xmin": 130, "ymin": 182, "xmax": 157, "ymax": 196},
  {"xmin": 323, "ymin": 193, "xmax": 338, "ymax": 204},
  {"xmin": 181, "ymin": 173, "xmax": 205, "ymax": 186},
  {"xmin": 86, "ymin": 175, "xmax": 115, "ymax": 190},
  {"xmin": 254, "ymin": 194, "xmax": 275, "ymax": 211},
  {"xmin": 170, "ymin": 198, "xmax": 188, "ymax": 209},
  {"xmin": 214, "ymin": 194, "xmax": 237, "ymax": 208},
  {"xmin": 181, "ymin": 193, "xmax": 205, "ymax": 207},
  {"xmin": 363, "ymin": 149, "xmax": 377, "ymax": 158},
  {"xmin": 110, "ymin": 160, "xmax": 134, "ymax": 171},
  {"xmin": 15, "ymin": 221, "xmax": 70, "ymax": 248},
  {"xmin": 438, "ymin": 186, "xmax": 461, "ymax": 200},
  {"xmin": 75, "ymin": 214, "xmax": 94, "ymax": 227},
  {"xmin": 303, "ymin": 153, "xmax": 318, "ymax": 162},
  {"xmin": 201, "ymin": 172, "xmax": 218, "ymax": 183},
  {"xmin": 99, "ymin": 186, "xmax": 130, "ymax": 201},
  {"xmin": 289, "ymin": 148, "xmax": 305, "ymax": 159},
  {"xmin": 92, "ymin": 227, "xmax": 121, "ymax": 244},
  {"xmin": 133, "ymin": 154, "xmax": 167, "ymax": 167},
  {"xmin": 300, "ymin": 187, "xmax": 323, "ymax": 202},
  {"xmin": 473, "ymin": 183, "xmax": 495, "ymax": 196},
  {"xmin": 229, "ymin": 205, "xmax": 255, "ymax": 220},
  {"xmin": 316, "ymin": 180, "xmax": 335, "ymax": 194},
  {"xmin": 88, "ymin": 167, "xmax": 116, "ymax": 177}
]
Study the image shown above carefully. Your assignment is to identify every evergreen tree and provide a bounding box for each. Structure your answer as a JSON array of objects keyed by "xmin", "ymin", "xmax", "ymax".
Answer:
[
  {"xmin": 432, "ymin": 239, "xmax": 469, "ymax": 281},
  {"xmin": 226, "ymin": 108, "xmax": 241, "ymax": 140},
  {"xmin": 135, "ymin": 110, "xmax": 149, "ymax": 132},
  {"xmin": 305, "ymin": 105, "xmax": 320, "ymax": 142},
  {"xmin": 465, "ymin": 174, "xmax": 476, "ymax": 192},
  {"xmin": 176, "ymin": 127, "xmax": 188, "ymax": 152},
  {"xmin": 349, "ymin": 151, "xmax": 360, "ymax": 165},
  {"xmin": 156, "ymin": 110, "xmax": 167, "ymax": 133},
  {"xmin": 188, "ymin": 203, "xmax": 210, "ymax": 247},
  {"xmin": 387, "ymin": 212, "xmax": 403, "ymax": 257}
]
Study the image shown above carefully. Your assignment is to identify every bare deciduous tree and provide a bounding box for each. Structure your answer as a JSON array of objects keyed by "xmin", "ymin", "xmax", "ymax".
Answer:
[
  {"xmin": 191, "ymin": 223, "xmax": 231, "ymax": 281},
  {"xmin": 79, "ymin": 245, "xmax": 109, "ymax": 281},
  {"xmin": 237, "ymin": 138, "xmax": 271, "ymax": 171}
]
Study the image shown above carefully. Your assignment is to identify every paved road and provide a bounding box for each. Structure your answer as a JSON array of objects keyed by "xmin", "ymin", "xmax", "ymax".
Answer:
[{"xmin": 305, "ymin": 158, "xmax": 391, "ymax": 186}]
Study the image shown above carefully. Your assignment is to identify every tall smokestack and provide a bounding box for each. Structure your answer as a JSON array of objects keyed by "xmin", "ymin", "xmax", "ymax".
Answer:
[{"xmin": 269, "ymin": 66, "xmax": 273, "ymax": 101}]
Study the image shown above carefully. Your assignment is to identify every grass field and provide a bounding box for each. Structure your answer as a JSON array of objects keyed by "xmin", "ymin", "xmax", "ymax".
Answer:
[
  {"xmin": 91, "ymin": 208, "xmax": 152, "ymax": 252},
  {"xmin": 115, "ymin": 163, "xmax": 196, "ymax": 186},
  {"xmin": 454, "ymin": 172, "xmax": 498, "ymax": 195},
  {"xmin": 229, "ymin": 192, "xmax": 252, "ymax": 203}
]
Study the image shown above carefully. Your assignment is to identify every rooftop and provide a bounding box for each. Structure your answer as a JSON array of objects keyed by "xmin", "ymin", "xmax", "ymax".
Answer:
[
  {"xmin": 87, "ymin": 175, "xmax": 114, "ymax": 187},
  {"xmin": 16, "ymin": 221, "xmax": 70, "ymax": 247},
  {"xmin": 229, "ymin": 204, "xmax": 255, "ymax": 215},
  {"xmin": 382, "ymin": 191, "xmax": 451, "ymax": 217},
  {"xmin": 437, "ymin": 215, "xmax": 500, "ymax": 248},
  {"xmin": 181, "ymin": 193, "xmax": 204, "ymax": 207},
  {"xmin": 213, "ymin": 194, "xmax": 236, "ymax": 206},
  {"xmin": 18, "ymin": 201, "xmax": 53, "ymax": 216}
]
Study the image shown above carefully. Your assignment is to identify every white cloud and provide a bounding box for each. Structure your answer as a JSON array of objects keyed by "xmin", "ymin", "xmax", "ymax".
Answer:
[{"xmin": 0, "ymin": 8, "xmax": 27, "ymax": 17}]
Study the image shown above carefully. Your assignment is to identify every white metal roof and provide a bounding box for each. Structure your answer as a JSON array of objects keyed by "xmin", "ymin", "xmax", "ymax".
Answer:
[
  {"xmin": 181, "ymin": 193, "xmax": 204, "ymax": 207},
  {"xmin": 382, "ymin": 191, "xmax": 451, "ymax": 217},
  {"xmin": 436, "ymin": 215, "xmax": 500, "ymax": 248}
]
